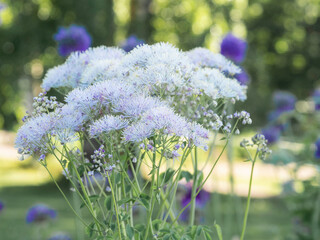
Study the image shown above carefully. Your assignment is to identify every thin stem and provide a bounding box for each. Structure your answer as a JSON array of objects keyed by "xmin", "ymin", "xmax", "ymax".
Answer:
[
  {"xmin": 240, "ymin": 152, "xmax": 258, "ymax": 240},
  {"xmin": 106, "ymin": 172, "xmax": 122, "ymax": 240},
  {"xmin": 172, "ymin": 140, "xmax": 228, "ymax": 225},
  {"xmin": 143, "ymin": 150, "xmax": 157, "ymax": 240},
  {"xmin": 42, "ymin": 164, "xmax": 88, "ymax": 227},
  {"xmin": 189, "ymin": 147, "xmax": 198, "ymax": 226}
]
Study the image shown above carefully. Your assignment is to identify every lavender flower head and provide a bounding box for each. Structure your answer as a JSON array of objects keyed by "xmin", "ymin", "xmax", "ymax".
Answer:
[
  {"xmin": 54, "ymin": 25, "xmax": 92, "ymax": 57},
  {"xmin": 261, "ymin": 125, "xmax": 281, "ymax": 144},
  {"xmin": 315, "ymin": 138, "xmax": 320, "ymax": 159},
  {"xmin": 48, "ymin": 234, "xmax": 72, "ymax": 240},
  {"xmin": 121, "ymin": 35, "xmax": 145, "ymax": 52},
  {"xmin": 312, "ymin": 88, "xmax": 320, "ymax": 111},
  {"xmin": 0, "ymin": 201, "xmax": 4, "ymax": 213},
  {"xmin": 220, "ymin": 33, "xmax": 247, "ymax": 63},
  {"xmin": 26, "ymin": 204, "xmax": 56, "ymax": 223}
]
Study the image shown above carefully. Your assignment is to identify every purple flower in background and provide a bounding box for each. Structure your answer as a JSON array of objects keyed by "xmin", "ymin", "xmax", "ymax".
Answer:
[
  {"xmin": 26, "ymin": 204, "xmax": 56, "ymax": 223},
  {"xmin": 221, "ymin": 33, "xmax": 247, "ymax": 63},
  {"xmin": 179, "ymin": 184, "xmax": 210, "ymax": 221},
  {"xmin": 121, "ymin": 35, "xmax": 145, "ymax": 52},
  {"xmin": 273, "ymin": 91, "xmax": 296, "ymax": 113},
  {"xmin": 181, "ymin": 185, "xmax": 210, "ymax": 208},
  {"xmin": 312, "ymin": 89, "xmax": 320, "ymax": 111},
  {"xmin": 0, "ymin": 201, "xmax": 4, "ymax": 212},
  {"xmin": 261, "ymin": 125, "xmax": 281, "ymax": 144},
  {"xmin": 54, "ymin": 25, "xmax": 92, "ymax": 57},
  {"xmin": 235, "ymin": 69, "xmax": 250, "ymax": 85},
  {"xmin": 48, "ymin": 234, "xmax": 72, "ymax": 240},
  {"xmin": 315, "ymin": 138, "xmax": 320, "ymax": 159}
]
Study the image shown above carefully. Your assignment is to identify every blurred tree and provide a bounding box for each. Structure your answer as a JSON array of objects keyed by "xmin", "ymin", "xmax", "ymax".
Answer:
[
  {"xmin": 0, "ymin": 0, "xmax": 114, "ymax": 130},
  {"xmin": 1, "ymin": 0, "xmax": 320, "ymax": 130},
  {"xmin": 244, "ymin": 0, "xmax": 320, "ymax": 99}
]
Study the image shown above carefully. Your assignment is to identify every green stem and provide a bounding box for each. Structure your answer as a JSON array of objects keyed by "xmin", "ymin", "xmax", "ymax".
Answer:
[
  {"xmin": 106, "ymin": 172, "xmax": 122, "ymax": 240},
  {"xmin": 172, "ymin": 140, "xmax": 229, "ymax": 225},
  {"xmin": 143, "ymin": 150, "xmax": 157, "ymax": 240},
  {"xmin": 42, "ymin": 165, "xmax": 88, "ymax": 227},
  {"xmin": 189, "ymin": 147, "xmax": 198, "ymax": 226},
  {"xmin": 240, "ymin": 156, "xmax": 257, "ymax": 240},
  {"xmin": 68, "ymin": 160, "xmax": 103, "ymax": 234}
]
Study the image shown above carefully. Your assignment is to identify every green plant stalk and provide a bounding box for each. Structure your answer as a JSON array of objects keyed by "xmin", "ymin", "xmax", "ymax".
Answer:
[
  {"xmin": 72, "ymin": 177, "xmax": 85, "ymax": 240},
  {"xmin": 68, "ymin": 160, "xmax": 103, "ymax": 234},
  {"xmin": 84, "ymin": 171, "xmax": 107, "ymax": 221},
  {"xmin": 240, "ymin": 151, "xmax": 258, "ymax": 240},
  {"xmin": 42, "ymin": 164, "xmax": 88, "ymax": 227},
  {"xmin": 143, "ymin": 150, "xmax": 157, "ymax": 240},
  {"xmin": 52, "ymin": 145, "xmax": 103, "ymax": 230},
  {"xmin": 106, "ymin": 172, "xmax": 122, "ymax": 240},
  {"xmin": 189, "ymin": 147, "xmax": 198, "ymax": 226},
  {"xmin": 172, "ymin": 139, "xmax": 229, "ymax": 225},
  {"xmin": 160, "ymin": 148, "xmax": 192, "ymax": 228}
]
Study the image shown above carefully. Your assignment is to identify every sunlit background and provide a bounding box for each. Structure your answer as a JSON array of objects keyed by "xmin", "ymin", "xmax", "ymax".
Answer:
[{"xmin": 1, "ymin": 0, "xmax": 320, "ymax": 239}]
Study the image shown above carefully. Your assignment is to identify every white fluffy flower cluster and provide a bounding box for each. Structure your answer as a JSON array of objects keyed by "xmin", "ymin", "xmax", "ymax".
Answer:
[
  {"xmin": 16, "ymin": 80, "xmax": 209, "ymax": 158},
  {"xmin": 41, "ymin": 43, "xmax": 246, "ymax": 101},
  {"xmin": 16, "ymin": 43, "xmax": 249, "ymax": 159}
]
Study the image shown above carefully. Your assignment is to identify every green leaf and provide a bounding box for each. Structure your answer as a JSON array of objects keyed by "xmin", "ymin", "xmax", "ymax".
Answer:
[
  {"xmin": 140, "ymin": 152, "xmax": 146, "ymax": 160},
  {"xmin": 118, "ymin": 197, "xmax": 135, "ymax": 206},
  {"xmin": 89, "ymin": 195, "xmax": 99, "ymax": 203},
  {"xmin": 135, "ymin": 224, "xmax": 145, "ymax": 232},
  {"xmin": 152, "ymin": 219, "xmax": 162, "ymax": 231},
  {"xmin": 139, "ymin": 198, "xmax": 149, "ymax": 209},
  {"xmin": 196, "ymin": 171, "xmax": 204, "ymax": 186},
  {"xmin": 104, "ymin": 196, "xmax": 112, "ymax": 210},
  {"xmin": 126, "ymin": 224, "xmax": 134, "ymax": 239},
  {"xmin": 120, "ymin": 151, "xmax": 127, "ymax": 162},
  {"xmin": 204, "ymin": 231, "xmax": 212, "ymax": 240},
  {"xmin": 85, "ymin": 222, "xmax": 95, "ymax": 238},
  {"xmin": 214, "ymin": 223, "xmax": 223, "ymax": 240},
  {"xmin": 115, "ymin": 173, "xmax": 121, "ymax": 183},
  {"xmin": 77, "ymin": 165, "xmax": 85, "ymax": 177},
  {"xmin": 67, "ymin": 162, "xmax": 73, "ymax": 175},
  {"xmin": 180, "ymin": 171, "xmax": 193, "ymax": 182},
  {"xmin": 125, "ymin": 183, "xmax": 132, "ymax": 192},
  {"xmin": 160, "ymin": 168, "xmax": 175, "ymax": 184},
  {"xmin": 61, "ymin": 159, "xmax": 67, "ymax": 168},
  {"xmin": 196, "ymin": 225, "xmax": 202, "ymax": 237}
]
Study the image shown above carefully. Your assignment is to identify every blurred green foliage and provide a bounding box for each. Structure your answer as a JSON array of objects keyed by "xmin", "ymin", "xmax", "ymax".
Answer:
[{"xmin": 1, "ymin": 0, "xmax": 320, "ymax": 130}]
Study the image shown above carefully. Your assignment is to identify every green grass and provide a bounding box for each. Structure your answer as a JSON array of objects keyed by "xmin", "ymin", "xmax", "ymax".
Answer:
[
  {"xmin": 0, "ymin": 183, "xmax": 293, "ymax": 240},
  {"xmin": 0, "ymin": 184, "xmax": 77, "ymax": 240}
]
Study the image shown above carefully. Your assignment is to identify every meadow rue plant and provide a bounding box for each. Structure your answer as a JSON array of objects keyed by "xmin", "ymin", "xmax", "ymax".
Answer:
[
  {"xmin": 26, "ymin": 204, "xmax": 57, "ymax": 224},
  {"xmin": 16, "ymin": 42, "xmax": 266, "ymax": 239},
  {"xmin": 54, "ymin": 25, "xmax": 92, "ymax": 57}
]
